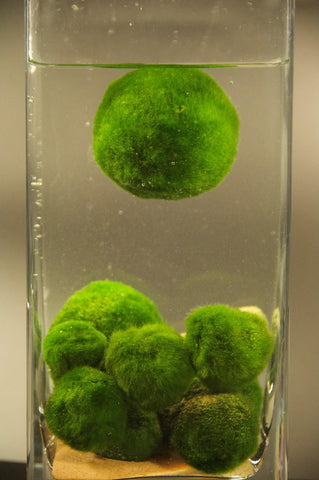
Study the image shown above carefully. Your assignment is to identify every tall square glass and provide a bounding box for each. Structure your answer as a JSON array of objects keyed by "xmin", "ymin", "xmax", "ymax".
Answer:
[{"xmin": 26, "ymin": 1, "xmax": 294, "ymax": 479}]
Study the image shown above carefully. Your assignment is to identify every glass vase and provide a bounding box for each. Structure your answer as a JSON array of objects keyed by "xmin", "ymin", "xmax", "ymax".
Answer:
[{"xmin": 26, "ymin": 1, "xmax": 294, "ymax": 479}]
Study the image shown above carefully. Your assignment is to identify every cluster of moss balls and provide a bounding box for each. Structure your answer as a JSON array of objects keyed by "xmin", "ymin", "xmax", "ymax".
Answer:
[
  {"xmin": 93, "ymin": 67, "xmax": 239, "ymax": 200},
  {"xmin": 43, "ymin": 280, "xmax": 273, "ymax": 473}
]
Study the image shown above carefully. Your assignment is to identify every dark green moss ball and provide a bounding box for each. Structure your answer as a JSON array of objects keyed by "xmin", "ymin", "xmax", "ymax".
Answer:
[
  {"xmin": 105, "ymin": 324, "xmax": 195, "ymax": 411},
  {"xmin": 99, "ymin": 407, "xmax": 162, "ymax": 461},
  {"xmin": 45, "ymin": 367, "xmax": 127, "ymax": 453},
  {"xmin": 43, "ymin": 321, "xmax": 107, "ymax": 381},
  {"xmin": 93, "ymin": 67, "xmax": 239, "ymax": 200},
  {"xmin": 171, "ymin": 393, "xmax": 260, "ymax": 474},
  {"xmin": 51, "ymin": 280, "xmax": 163, "ymax": 339},
  {"xmin": 159, "ymin": 378, "xmax": 209, "ymax": 444},
  {"xmin": 161, "ymin": 379, "xmax": 263, "ymax": 450},
  {"xmin": 185, "ymin": 305, "xmax": 274, "ymax": 392}
]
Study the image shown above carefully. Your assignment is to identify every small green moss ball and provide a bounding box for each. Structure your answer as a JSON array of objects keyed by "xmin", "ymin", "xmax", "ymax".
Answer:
[
  {"xmin": 171, "ymin": 393, "xmax": 260, "ymax": 474},
  {"xmin": 93, "ymin": 67, "xmax": 239, "ymax": 200},
  {"xmin": 100, "ymin": 407, "xmax": 162, "ymax": 461},
  {"xmin": 51, "ymin": 280, "xmax": 163, "ymax": 339},
  {"xmin": 43, "ymin": 321, "xmax": 107, "ymax": 381},
  {"xmin": 160, "ymin": 379, "xmax": 262, "ymax": 450},
  {"xmin": 45, "ymin": 367, "xmax": 127, "ymax": 453},
  {"xmin": 159, "ymin": 378, "xmax": 209, "ymax": 443},
  {"xmin": 185, "ymin": 305, "xmax": 274, "ymax": 392},
  {"xmin": 239, "ymin": 379, "xmax": 263, "ymax": 417},
  {"xmin": 105, "ymin": 324, "xmax": 195, "ymax": 411}
]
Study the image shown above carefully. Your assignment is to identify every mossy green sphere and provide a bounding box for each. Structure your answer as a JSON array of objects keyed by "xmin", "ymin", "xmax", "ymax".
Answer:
[
  {"xmin": 51, "ymin": 280, "xmax": 163, "ymax": 339},
  {"xmin": 171, "ymin": 393, "xmax": 260, "ymax": 474},
  {"xmin": 93, "ymin": 67, "xmax": 239, "ymax": 200},
  {"xmin": 159, "ymin": 378, "xmax": 209, "ymax": 444},
  {"xmin": 239, "ymin": 379, "xmax": 263, "ymax": 417},
  {"xmin": 185, "ymin": 305, "xmax": 274, "ymax": 392},
  {"xmin": 160, "ymin": 379, "xmax": 262, "ymax": 450},
  {"xmin": 45, "ymin": 367, "xmax": 127, "ymax": 453},
  {"xmin": 105, "ymin": 323, "xmax": 195, "ymax": 411},
  {"xmin": 99, "ymin": 407, "xmax": 162, "ymax": 461},
  {"xmin": 43, "ymin": 321, "xmax": 107, "ymax": 381}
]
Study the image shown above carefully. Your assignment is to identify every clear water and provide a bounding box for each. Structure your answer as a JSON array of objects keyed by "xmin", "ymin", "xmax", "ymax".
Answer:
[{"xmin": 27, "ymin": 62, "xmax": 290, "ymax": 478}]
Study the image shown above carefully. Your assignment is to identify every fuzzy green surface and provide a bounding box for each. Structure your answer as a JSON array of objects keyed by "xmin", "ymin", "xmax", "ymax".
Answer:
[
  {"xmin": 239, "ymin": 379, "xmax": 263, "ymax": 417},
  {"xmin": 93, "ymin": 67, "xmax": 239, "ymax": 200},
  {"xmin": 43, "ymin": 321, "xmax": 107, "ymax": 381},
  {"xmin": 160, "ymin": 378, "xmax": 262, "ymax": 450},
  {"xmin": 98, "ymin": 407, "xmax": 162, "ymax": 461},
  {"xmin": 185, "ymin": 305, "xmax": 274, "ymax": 392},
  {"xmin": 52, "ymin": 280, "xmax": 163, "ymax": 339},
  {"xmin": 159, "ymin": 378, "xmax": 209, "ymax": 444},
  {"xmin": 105, "ymin": 323, "xmax": 195, "ymax": 411},
  {"xmin": 171, "ymin": 393, "xmax": 260, "ymax": 474},
  {"xmin": 45, "ymin": 367, "xmax": 127, "ymax": 453}
]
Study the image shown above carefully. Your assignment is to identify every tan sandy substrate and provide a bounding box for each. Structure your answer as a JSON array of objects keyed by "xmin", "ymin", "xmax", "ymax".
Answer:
[{"xmin": 52, "ymin": 440, "xmax": 255, "ymax": 480}]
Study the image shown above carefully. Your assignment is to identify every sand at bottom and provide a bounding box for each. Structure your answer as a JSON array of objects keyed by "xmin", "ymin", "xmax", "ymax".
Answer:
[{"xmin": 52, "ymin": 441, "xmax": 255, "ymax": 480}]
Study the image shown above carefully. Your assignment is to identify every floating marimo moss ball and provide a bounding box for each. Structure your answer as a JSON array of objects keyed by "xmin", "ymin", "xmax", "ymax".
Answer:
[
  {"xmin": 185, "ymin": 305, "xmax": 274, "ymax": 392},
  {"xmin": 51, "ymin": 280, "xmax": 163, "ymax": 339},
  {"xmin": 43, "ymin": 320, "xmax": 107, "ymax": 381},
  {"xmin": 99, "ymin": 407, "xmax": 162, "ymax": 461},
  {"xmin": 93, "ymin": 67, "xmax": 239, "ymax": 200},
  {"xmin": 171, "ymin": 393, "xmax": 260, "ymax": 474},
  {"xmin": 105, "ymin": 323, "xmax": 195, "ymax": 411},
  {"xmin": 45, "ymin": 367, "xmax": 127, "ymax": 453}
]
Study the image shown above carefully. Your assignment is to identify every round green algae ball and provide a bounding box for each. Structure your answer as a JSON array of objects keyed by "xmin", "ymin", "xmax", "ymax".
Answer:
[
  {"xmin": 43, "ymin": 320, "xmax": 107, "ymax": 381},
  {"xmin": 45, "ymin": 366, "xmax": 127, "ymax": 453},
  {"xmin": 185, "ymin": 305, "xmax": 274, "ymax": 392},
  {"xmin": 171, "ymin": 392, "xmax": 260, "ymax": 474},
  {"xmin": 239, "ymin": 379, "xmax": 263, "ymax": 417},
  {"xmin": 105, "ymin": 323, "xmax": 195, "ymax": 411},
  {"xmin": 160, "ymin": 378, "xmax": 262, "ymax": 446},
  {"xmin": 51, "ymin": 280, "xmax": 163, "ymax": 340},
  {"xmin": 159, "ymin": 377, "xmax": 209, "ymax": 443},
  {"xmin": 99, "ymin": 407, "xmax": 162, "ymax": 461},
  {"xmin": 93, "ymin": 67, "xmax": 239, "ymax": 200}
]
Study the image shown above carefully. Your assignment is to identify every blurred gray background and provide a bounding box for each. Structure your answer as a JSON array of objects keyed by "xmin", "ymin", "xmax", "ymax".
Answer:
[{"xmin": 0, "ymin": 0, "xmax": 318, "ymax": 478}]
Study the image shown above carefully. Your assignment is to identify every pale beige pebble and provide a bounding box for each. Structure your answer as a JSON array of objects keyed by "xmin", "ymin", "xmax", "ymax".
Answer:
[
  {"xmin": 51, "ymin": 440, "xmax": 256, "ymax": 480},
  {"xmin": 239, "ymin": 305, "xmax": 268, "ymax": 322}
]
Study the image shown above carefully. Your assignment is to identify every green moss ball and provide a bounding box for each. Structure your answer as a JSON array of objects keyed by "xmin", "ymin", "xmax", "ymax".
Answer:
[
  {"xmin": 161, "ymin": 379, "xmax": 263, "ymax": 449},
  {"xmin": 43, "ymin": 321, "xmax": 107, "ymax": 381},
  {"xmin": 45, "ymin": 367, "xmax": 127, "ymax": 453},
  {"xmin": 185, "ymin": 305, "xmax": 274, "ymax": 392},
  {"xmin": 99, "ymin": 407, "xmax": 162, "ymax": 461},
  {"xmin": 51, "ymin": 280, "xmax": 163, "ymax": 339},
  {"xmin": 105, "ymin": 323, "xmax": 195, "ymax": 411},
  {"xmin": 93, "ymin": 67, "xmax": 239, "ymax": 200},
  {"xmin": 159, "ymin": 378, "xmax": 209, "ymax": 444},
  {"xmin": 171, "ymin": 393, "xmax": 260, "ymax": 474},
  {"xmin": 239, "ymin": 379, "xmax": 263, "ymax": 417}
]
